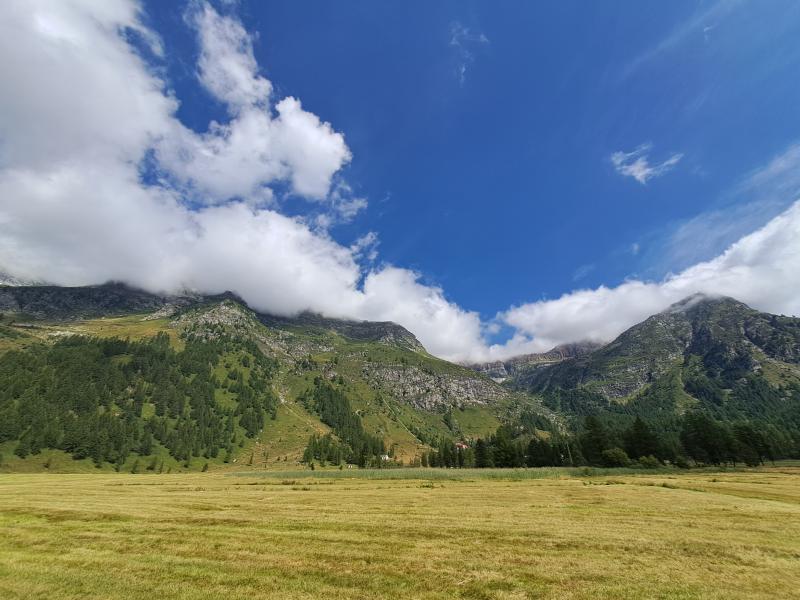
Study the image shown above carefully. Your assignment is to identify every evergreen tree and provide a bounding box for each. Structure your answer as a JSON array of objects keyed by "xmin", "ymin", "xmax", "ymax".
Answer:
[
  {"xmin": 474, "ymin": 438, "xmax": 491, "ymax": 468},
  {"xmin": 624, "ymin": 417, "xmax": 661, "ymax": 461},
  {"xmin": 579, "ymin": 416, "xmax": 611, "ymax": 466}
]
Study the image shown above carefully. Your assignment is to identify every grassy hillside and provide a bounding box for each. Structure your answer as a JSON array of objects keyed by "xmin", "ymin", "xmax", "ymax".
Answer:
[
  {"xmin": 513, "ymin": 296, "xmax": 800, "ymax": 426},
  {"xmin": 0, "ymin": 467, "xmax": 798, "ymax": 599},
  {"xmin": 6, "ymin": 286, "xmax": 798, "ymax": 473},
  {"xmin": 0, "ymin": 287, "xmax": 540, "ymax": 472}
]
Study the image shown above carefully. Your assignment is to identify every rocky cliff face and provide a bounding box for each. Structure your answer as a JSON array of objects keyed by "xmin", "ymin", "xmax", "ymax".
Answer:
[
  {"xmin": 180, "ymin": 300, "xmax": 517, "ymax": 412},
  {"xmin": 362, "ymin": 362, "xmax": 508, "ymax": 411}
]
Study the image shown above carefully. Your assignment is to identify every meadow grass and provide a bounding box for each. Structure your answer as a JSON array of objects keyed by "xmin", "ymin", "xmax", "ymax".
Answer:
[
  {"xmin": 229, "ymin": 466, "xmax": 676, "ymax": 480},
  {"xmin": 1, "ymin": 467, "xmax": 799, "ymax": 599}
]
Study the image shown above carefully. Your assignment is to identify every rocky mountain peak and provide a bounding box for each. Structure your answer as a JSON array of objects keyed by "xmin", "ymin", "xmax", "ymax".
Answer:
[{"xmin": 664, "ymin": 293, "xmax": 749, "ymax": 316}]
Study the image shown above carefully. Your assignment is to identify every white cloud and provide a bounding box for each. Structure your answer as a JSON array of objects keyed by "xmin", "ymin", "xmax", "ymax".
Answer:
[
  {"xmin": 651, "ymin": 143, "xmax": 800, "ymax": 273},
  {"xmin": 357, "ymin": 268, "xmax": 488, "ymax": 358},
  {"xmin": 1, "ymin": 0, "xmax": 799, "ymax": 366},
  {"xmin": 500, "ymin": 199, "xmax": 800, "ymax": 354},
  {"xmin": 0, "ymin": 0, "xmax": 486, "ymax": 362},
  {"xmin": 190, "ymin": 2, "xmax": 271, "ymax": 111},
  {"xmin": 611, "ymin": 143, "xmax": 683, "ymax": 184},
  {"xmin": 572, "ymin": 263, "xmax": 595, "ymax": 282},
  {"xmin": 0, "ymin": 0, "xmax": 175, "ymax": 171},
  {"xmin": 350, "ymin": 232, "xmax": 379, "ymax": 262},
  {"xmin": 158, "ymin": 4, "xmax": 351, "ymax": 202},
  {"xmin": 449, "ymin": 21, "xmax": 489, "ymax": 85},
  {"xmin": 620, "ymin": 0, "xmax": 736, "ymax": 79}
]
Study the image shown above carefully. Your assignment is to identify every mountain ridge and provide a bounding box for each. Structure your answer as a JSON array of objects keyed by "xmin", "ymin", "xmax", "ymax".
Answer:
[
  {"xmin": 466, "ymin": 341, "xmax": 603, "ymax": 382},
  {"xmin": 0, "ymin": 282, "xmax": 425, "ymax": 352},
  {"xmin": 0, "ymin": 282, "xmax": 550, "ymax": 471},
  {"xmin": 507, "ymin": 295, "xmax": 800, "ymax": 420},
  {"xmin": 2, "ymin": 284, "xmax": 798, "ymax": 472}
]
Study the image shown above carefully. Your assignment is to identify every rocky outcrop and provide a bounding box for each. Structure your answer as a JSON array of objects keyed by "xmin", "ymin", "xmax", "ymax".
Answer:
[
  {"xmin": 467, "ymin": 342, "xmax": 602, "ymax": 382},
  {"xmin": 174, "ymin": 300, "xmax": 334, "ymax": 359},
  {"xmin": 362, "ymin": 363, "xmax": 508, "ymax": 411}
]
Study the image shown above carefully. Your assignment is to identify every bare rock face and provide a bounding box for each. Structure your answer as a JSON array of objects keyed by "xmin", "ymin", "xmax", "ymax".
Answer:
[
  {"xmin": 173, "ymin": 300, "xmax": 259, "ymax": 336},
  {"xmin": 174, "ymin": 300, "xmax": 334, "ymax": 359},
  {"xmin": 362, "ymin": 363, "xmax": 508, "ymax": 411},
  {"xmin": 466, "ymin": 342, "xmax": 603, "ymax": 382}
]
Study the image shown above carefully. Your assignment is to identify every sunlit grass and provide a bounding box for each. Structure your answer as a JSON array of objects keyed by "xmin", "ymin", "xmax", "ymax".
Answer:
[{"xmin": 1, "ymin": 467, "xmax": 798, "ymax": 599}]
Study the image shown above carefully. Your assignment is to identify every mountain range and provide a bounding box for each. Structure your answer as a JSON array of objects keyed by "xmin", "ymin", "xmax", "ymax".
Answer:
[{"xmin": 1, "ymin": 283, "xmax": 798, "ymax": 471}]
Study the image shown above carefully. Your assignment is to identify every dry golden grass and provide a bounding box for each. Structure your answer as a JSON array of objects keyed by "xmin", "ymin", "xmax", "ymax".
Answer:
[
  {"xmin": 0, "ymin": 468, "xmax": 799, "ymax": 599},
  {"xmin": 61, "ymin": 316, "xmax": 183, "ymax": 348}
]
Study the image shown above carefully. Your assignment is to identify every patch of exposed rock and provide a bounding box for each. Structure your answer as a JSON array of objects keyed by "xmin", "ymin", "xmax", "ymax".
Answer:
[
  {"xmin": 467, "ymin": 342, "xmax": 603, "ymax": 382},
  {"xmin": 173, "ymin": 300, "xmax": 333, "ymax": 359},
  {"xmin": 362, "ymin": 363, "xmax": 508, "ymax": 411}
]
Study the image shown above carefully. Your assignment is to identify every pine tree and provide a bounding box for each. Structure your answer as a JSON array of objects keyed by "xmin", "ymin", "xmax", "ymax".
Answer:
[
  {"xmin": 624, "ymin": 417, "xmax": 660, "ymax": 460},
  {"xmin": 475, "ymin": 438, "xmax": 490, "ymax": 468},
  {"xmin": 14, "ymin": 429, "xmax": 32, "ymax": 459},
  {"xmin": 139, "ymin": 431, "xmax": 153, "ymax": 455},
  {"xmin": 580, "ymin": 416, "xmax": 611, "ymax": 466}
]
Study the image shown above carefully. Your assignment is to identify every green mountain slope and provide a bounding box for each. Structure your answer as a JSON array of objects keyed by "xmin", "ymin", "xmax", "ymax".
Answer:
[
  {"xmin": 511, "ymin": 294, "xmax": 800, "ymax": 426},
  {"xmin": 0, "ymin": 284, "xmax": 550, "ymax": 472}
]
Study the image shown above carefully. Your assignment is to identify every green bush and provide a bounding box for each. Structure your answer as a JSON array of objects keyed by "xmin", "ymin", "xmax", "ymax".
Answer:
[
  {"xmin": 637, "ymin": 455, "xmax": 661, "ymax": 469},
  {"xmin": 601, "ymin": 447, "xmax": 631, "ymax": 467}
]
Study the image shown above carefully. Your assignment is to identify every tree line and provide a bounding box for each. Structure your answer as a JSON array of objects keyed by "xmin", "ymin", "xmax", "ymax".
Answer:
[{"xmin": 423, "ymin": 411, "xmax": 800, "ymax": 469}]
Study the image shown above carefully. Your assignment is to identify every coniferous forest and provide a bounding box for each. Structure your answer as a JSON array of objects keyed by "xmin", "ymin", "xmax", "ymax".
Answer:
[
  {"xmin": 300, "ymin": 379, "xmax": 385, "ymax": 467},
  {"xmin": 422, "ymin": 407, "xmax": 800, "ymax": 470},
  {"xmin": 0, "ymin": 332, "xmax": 278, "ymax": 469}
]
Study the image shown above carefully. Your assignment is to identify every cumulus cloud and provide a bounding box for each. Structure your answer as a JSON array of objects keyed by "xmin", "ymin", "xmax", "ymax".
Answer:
[
  {"xmin": 0, "ymin": 0, "xmax": 486, "ymax": 361},
  {"xmin": 1, "ymin": 0, "xmax": 798, "ymax": 364},
  {"xmin": 350, "ymin": 232, "xmax": 379, "ymax": 262},
  {"xmin": 158, "ymin": 3, "xmax": 351, "ymax": 202},
  {"xmin": 190, "ymin": 2, "xmax": 272, "ymax": 111},
  {"xmin": 313, "ymin": 181, "xmax": 368, "ymax": 230},
  {"xmin": 611, "ymin": 143, "xmax": 683, "ymax": 184}
]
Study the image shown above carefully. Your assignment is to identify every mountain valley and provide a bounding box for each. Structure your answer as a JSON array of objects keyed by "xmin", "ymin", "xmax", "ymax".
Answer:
[{"xmin": 1, "ymin": 284, "xmax": 798, "ymax": 472}]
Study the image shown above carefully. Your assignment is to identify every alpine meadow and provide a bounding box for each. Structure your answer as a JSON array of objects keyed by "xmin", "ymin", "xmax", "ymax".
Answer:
[{"xmin": 2, "ymin": 1, "xmax": 800, "ymax": 599}]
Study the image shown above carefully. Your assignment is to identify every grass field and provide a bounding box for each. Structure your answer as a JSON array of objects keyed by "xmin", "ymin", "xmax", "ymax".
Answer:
[{"xmin": 1, "ymin": 467, "xmax": 799, "ymax": 599}]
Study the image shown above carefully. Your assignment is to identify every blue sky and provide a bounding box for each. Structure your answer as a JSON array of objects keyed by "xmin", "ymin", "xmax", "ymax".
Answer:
[
  {"xmin": 2, "ymin": 1, "xmax": 800, "ymax": 360},
  {"xmin": 142, "ymin": 0, "xmax": 800, "ymax": 315}
]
